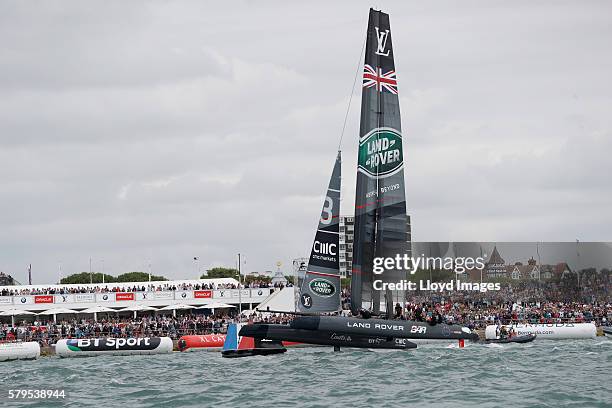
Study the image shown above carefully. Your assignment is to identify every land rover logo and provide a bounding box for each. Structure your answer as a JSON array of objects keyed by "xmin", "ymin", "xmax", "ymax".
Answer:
[
  {"xmin": 358, "ymin": 127, "xmax": 403, "ymax": 178},
  {"xmin": 309, "ymin": 278, "xmax": 335, "ymax": 297}
]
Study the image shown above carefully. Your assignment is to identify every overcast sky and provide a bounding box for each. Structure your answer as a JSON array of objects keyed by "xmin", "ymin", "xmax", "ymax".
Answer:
[{"xmin": 1, "ymin": 1, "xmax": 611, "ymax": 284}]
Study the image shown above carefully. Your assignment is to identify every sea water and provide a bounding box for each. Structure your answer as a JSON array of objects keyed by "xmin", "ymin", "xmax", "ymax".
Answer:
[{"xmin": 1, "ymin": 339, "xmax": 610, "ymax": 407}]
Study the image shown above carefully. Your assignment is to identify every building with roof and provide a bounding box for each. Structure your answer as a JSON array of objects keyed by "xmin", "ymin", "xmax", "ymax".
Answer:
[{"xmin": 483, "ymin": 246, "xmax": 572, "ymax": 280}]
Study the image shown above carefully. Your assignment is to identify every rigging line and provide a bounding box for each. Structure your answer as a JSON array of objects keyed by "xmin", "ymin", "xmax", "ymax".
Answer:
[{"xmin": 337, "ymin": 33, "xmax": 367, "ymax": 151}]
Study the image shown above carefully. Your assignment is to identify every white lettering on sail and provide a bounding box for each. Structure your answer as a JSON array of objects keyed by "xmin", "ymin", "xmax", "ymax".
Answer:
[
  {"xmin": 314, "ymin": 241, "xmax": 337, "ymax": 256},
  {"xmin": 320, "ymin": 196, "xmax": 333, "ymax": 225},
  {"xmin": 374, "ymin": 27, "xmax": 390, "ymax": 56}
]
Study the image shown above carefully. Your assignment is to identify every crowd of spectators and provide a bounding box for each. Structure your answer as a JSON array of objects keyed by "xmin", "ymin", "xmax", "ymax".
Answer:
[
  {"xmin": 0, "ymin": 280, "xmax": 293, "ymax": 297},
  {"xmin": 342, "ymin": 279, "xmax": 610, "ymax": 328},
  {"xmin": 1, "ymin": 273, "xmax": 609, "ymax": 345},
  {"xmin": 0, "ymin": 311, "xmax": 295, "ymax": 345}
]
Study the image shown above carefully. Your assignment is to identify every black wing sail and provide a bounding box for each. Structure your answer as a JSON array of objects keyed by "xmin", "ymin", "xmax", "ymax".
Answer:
[
  {"xmin": 298, "ymin": 152, "xmax": 342, "ymax": 312},
  {"xmin": 351, "ymin": 9, "xmax": 408, "ymax": 314}
]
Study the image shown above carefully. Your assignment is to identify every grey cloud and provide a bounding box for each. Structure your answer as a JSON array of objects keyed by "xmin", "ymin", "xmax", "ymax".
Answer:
[{"xmin": 1, "ymin": 1, "xmax": 611, "ymax": 282}]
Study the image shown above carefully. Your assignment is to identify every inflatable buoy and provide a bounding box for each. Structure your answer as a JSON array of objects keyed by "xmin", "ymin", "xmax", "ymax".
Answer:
[
  {"xmin": 178, "ymin": 335, "xmax": 226, "ymax": 351},
  {"xmin": 485, "ymin": 323, "xmax": 596, "ymax": 340},
  {"xmin": 55, "ymin": 337, "xmax": 173, "ymax": 357},
  {"xmin": 0, "ymin": 342, "xmax": 41, "ymax": 362}
]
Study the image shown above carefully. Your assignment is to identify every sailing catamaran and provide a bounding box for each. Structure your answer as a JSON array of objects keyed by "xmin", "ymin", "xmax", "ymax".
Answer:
[{"xmin": 229, "ymin": 8, "xmax": 478, "ymax": 354}]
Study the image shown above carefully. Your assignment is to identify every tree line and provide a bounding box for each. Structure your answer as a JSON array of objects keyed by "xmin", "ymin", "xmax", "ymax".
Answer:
[
  {"xmin": 59, "ymin": 267, "xmax": 292, "ymax": 285},
  {"xmin": 60, "ymin": 271, "xmax": 168, "ymax": 284}
]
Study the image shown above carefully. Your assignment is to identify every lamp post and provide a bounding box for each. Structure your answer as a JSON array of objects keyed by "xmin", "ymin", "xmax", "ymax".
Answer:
[
  {"xmin": 193, "ymin": 257, "xmax": 199, "ymax": 278},
  {"xmin": 238, "ymin": 253, "xmax": 242, "ymax": 315}
]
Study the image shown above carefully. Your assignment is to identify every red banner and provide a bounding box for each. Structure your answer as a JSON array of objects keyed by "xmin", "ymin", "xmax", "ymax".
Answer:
[
  {"xmin": 34, "ymin": 295, "xmax": 54, "ymax": 304},
  {"xmin": 194, "ymin": 290, "xmax": 212, "ymax": 299},
  {"xmin": 116, "ymin": 292, "xmax": 135, "ymax": 301}
]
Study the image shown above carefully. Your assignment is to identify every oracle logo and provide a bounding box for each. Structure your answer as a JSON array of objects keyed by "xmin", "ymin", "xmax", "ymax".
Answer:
[
  {"xmin": 194, "ymin": 290, "xmax": 212, "ymax": 299},
  {"xmin": 34, "ymin": 295, "xmax": 54, "ymax": 304},
  {"xmin": 116, "ymin": 293, "xmax": 135, "ymax": 301}
]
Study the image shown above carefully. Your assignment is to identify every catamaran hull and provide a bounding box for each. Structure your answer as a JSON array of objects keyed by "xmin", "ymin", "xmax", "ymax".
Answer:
[
  {"xmin": 239, "ymin": 315, "xmax": 478, "ymax": 350},
  {"xmin": 239, "ymin": 324, "xmax": 416, "ymax": 350},
  {"xmin": 289, "ymin": 316, "xmax": 479, "ymax": 342}
]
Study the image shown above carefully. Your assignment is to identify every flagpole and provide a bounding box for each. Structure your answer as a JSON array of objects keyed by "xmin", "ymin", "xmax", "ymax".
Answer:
[{"xmin": 238, "ymin": 253, "xmax": 242, "ymax": 316}]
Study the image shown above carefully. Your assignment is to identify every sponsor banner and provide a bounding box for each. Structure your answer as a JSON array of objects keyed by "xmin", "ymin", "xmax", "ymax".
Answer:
[
  {"xmin": 241, "ymin": 289, "xmax": 250, "ymax": 298},
  {"xmin": 34, "ymin": 295, "xmax": 54, "ymax": 304},
  {"xmin": 250, "ymin": 288, "xmax": 270, "ymax": 298},
  {"xmin": 175, "ymin": 291, "xmax": 194, "ymax": 300},
  {"xmin": 135, "ymin": 292, "xmax": 155, "ymax": 301},
  {"xmin": 213, "ymin": 290, "xmax": 231, "ymax": 299},
  {"xmin": 55, "ymin": 294, "xmax": 75, "ymax": 304},
  {"xmin": 231, "ymin": 290, "xmax": 241, "ymax": 298},
  {"xmin": 116, "ymin": 292, "xmax": 135, "ymax": 301},
  {"xmin": 96, "ymin": 293, "xmax": 116, "ymax": 302},
  {"xmin": 75, "ymin": 293, "xmax": 95, "ymax": 303},
  {"xmin": 194, "ymin": 290, "xmax": 212, "ymax": 299},
  {"xmin": 0, "ymin": 296, "xmax": 13, "ymax": 305},
  {"xmin": 66, "ymin": 337, "xmax": 162, "ymax": 352},
  {"xmin": 16, "ymin": 296, "xmax": 33, "ymax": 305},
  {"xmin": 153, "ymin": 291, "xmax": 174, "ymax": 300}
]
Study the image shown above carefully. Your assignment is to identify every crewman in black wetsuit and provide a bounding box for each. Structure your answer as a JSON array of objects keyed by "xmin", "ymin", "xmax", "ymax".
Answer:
[{"xmin": 394, "ymin": 303, "xmax": 403, "ymax": 319}]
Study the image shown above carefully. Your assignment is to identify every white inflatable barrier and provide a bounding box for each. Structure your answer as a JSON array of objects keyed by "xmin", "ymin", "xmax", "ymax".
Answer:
[
  {"xmin": 55, "ymin": 337, "xmax": 173, "ymax": 357},
  {"xmin": 0, "ymin": 342, "xmax": 41, "ymax": 361},
  {"xmin": 485, "ymin": 323, "xmax": 597, "ymax": 340}
]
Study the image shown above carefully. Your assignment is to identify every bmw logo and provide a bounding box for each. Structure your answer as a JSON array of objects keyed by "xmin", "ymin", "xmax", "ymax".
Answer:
[
  {"xmin": 102, "ymin": 294, "xmax": 108, "ymax": 300},
  {"xmin": 20, "ymin": 297, "xmax": 26, "ymax": 303},
  {"xmin": 181, "ymin": 293, "xmax": 187, "ymax": 298},
  {"xmin": 257, "ymin": 290, "xmax": 263, "ymax": 296}
]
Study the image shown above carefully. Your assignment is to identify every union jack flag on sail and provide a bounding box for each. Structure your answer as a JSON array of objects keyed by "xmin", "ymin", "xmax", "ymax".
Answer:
[{"xmin": 362, "ymin": 64, "xmax": 398, "ymax": 94}]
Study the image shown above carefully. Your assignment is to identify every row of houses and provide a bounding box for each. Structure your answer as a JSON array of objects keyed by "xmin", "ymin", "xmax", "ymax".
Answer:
[{"xmin": 475, "ymin": 246, "xmax": 572, "ymax": 281}]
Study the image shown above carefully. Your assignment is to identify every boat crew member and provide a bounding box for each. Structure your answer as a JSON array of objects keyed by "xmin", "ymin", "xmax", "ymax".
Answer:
[{"xmin": 394, "ymin": 303, "xmax": 403, "ymax": 319}]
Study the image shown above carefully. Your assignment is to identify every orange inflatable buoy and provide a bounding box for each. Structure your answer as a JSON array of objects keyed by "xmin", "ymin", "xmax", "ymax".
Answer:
[{"xmin": 178, "ymin": 335, "xmax": 226, "ymax": 351}]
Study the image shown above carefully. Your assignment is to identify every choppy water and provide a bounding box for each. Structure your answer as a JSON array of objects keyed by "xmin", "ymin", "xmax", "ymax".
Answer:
[{"xmin": 2, "ymin": 339, "xmax": 611, "ymax": 407}]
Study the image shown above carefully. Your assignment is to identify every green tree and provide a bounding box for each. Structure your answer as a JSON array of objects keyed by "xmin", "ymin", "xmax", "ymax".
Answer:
[
  {"xmin": 202, "ymin": 267, "xmax": 239, "ymax": 279},
  {"xmin": 116, "ymin": 272, "xmax": 167, "ymax": 282},
  {"xmin": 243, "ymin": 275, "xmax": 272, "ymax": 285},
  {"xmin": 60, "ymin": 272, "xmax": 116, "ymax": 284}
]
